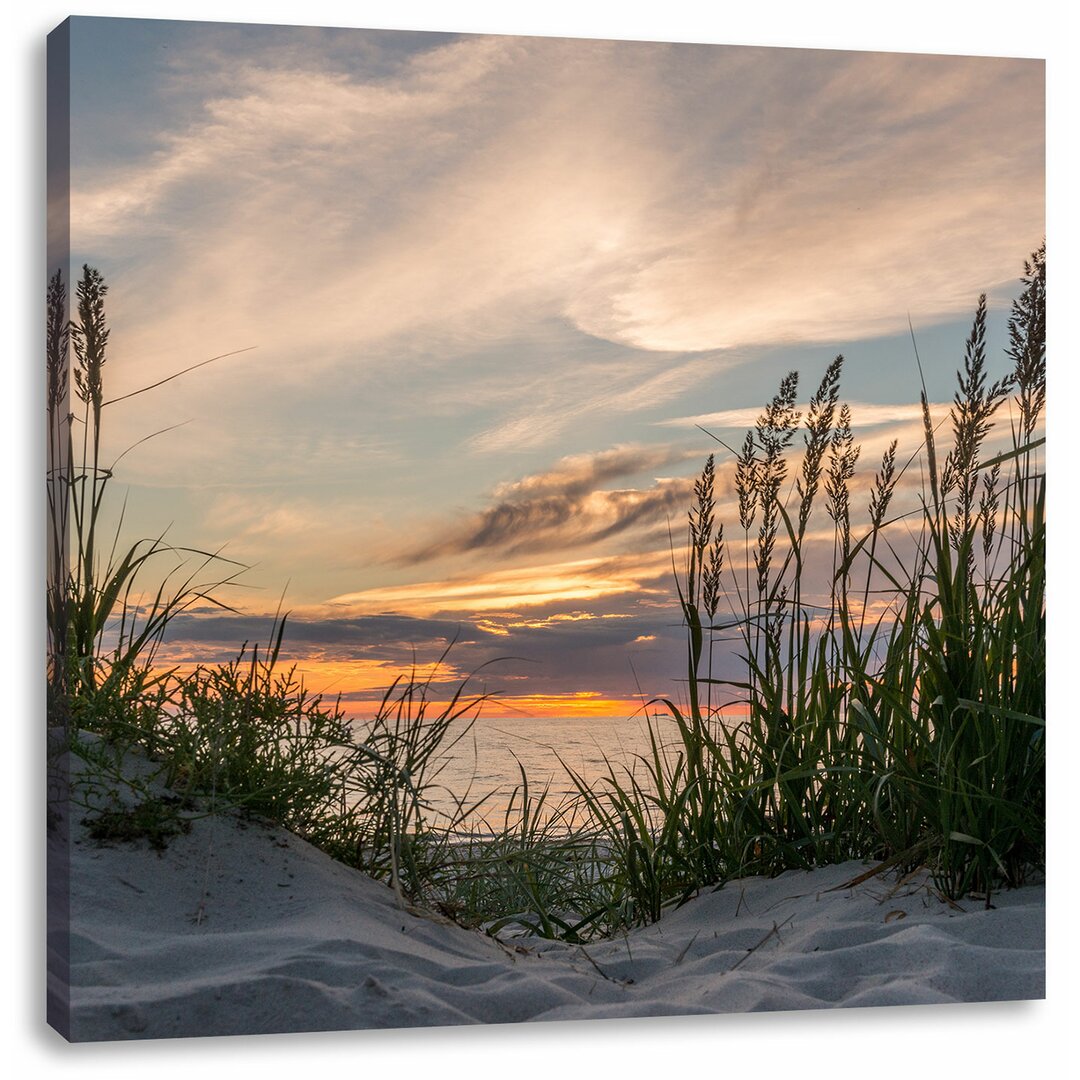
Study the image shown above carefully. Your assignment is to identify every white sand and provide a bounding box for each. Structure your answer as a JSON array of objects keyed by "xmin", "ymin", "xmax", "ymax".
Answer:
[{"xmin": 50, "ymin": 740, "xmax": 1044, "ymax": 1042}]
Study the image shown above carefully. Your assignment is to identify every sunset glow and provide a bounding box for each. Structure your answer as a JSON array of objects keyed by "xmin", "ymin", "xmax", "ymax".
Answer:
[{"xmin": 55, "ymin": 19, "xmax": 1043, "ymax": 726}]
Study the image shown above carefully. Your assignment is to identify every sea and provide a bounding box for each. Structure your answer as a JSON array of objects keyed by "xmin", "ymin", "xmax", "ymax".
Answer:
[{"xmin": 406, "ymin": 711, "xmax": 687, "ymax": 831}]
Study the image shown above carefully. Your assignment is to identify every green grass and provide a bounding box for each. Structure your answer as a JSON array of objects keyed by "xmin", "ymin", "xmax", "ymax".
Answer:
[
  {"xmin": 577, "ymin": 244, "xmax": 1046, "ymax": 910},
  {"xmin": 84, "ymin": 795, "xmax": 193, "ymax": 852},
  {"xmin": 47, "ymin": 265, "xmax": 246, "ymax": 733},
  {"xmin": 51, "ymin": 246, "xmax": 1046, "ymax": 940}
]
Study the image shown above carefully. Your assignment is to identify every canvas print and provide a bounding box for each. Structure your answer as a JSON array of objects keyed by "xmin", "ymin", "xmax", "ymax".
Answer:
[{"xmin": 46, "ymin": 16, "xmax": 1046, "ymax": 1042}]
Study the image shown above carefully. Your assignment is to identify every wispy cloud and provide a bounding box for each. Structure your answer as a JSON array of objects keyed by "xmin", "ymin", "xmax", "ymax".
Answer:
[
  {"xmin": 465, "ymin": 354, "xmax": 729, "ymax": 454},
  {"xmin": 403, "ymin": 444, "xmax": 701, "ymax": 562},
  {"xmin": 77, "ymin": 37, "xmax": 1042, "ymax": 394},
  {"xmin": 493, "ymin": 445, "xmax": 697, "ymax": 498},
  {"xmin": 319, "ymin": 550, "xmax": 675, "ymax": 618},
  {"xmin": 659, "ymin": 400, "xmax": 950, "ymax": 432}
]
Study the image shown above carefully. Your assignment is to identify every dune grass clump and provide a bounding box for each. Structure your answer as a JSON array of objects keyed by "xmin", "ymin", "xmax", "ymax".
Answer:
[
  {"xmin": 400, "ymin": 769, "xmax": 617, "ymax": 939},
  {"xmin": 84, "ymin": 795, "xmax": 193, "ymax": 852},
  {"xmin": 579, "ymin": 245, "xmax": 1045, "ymax": 912},
  {"xmin": 141, "ymin": 627, "xmax": 497, "ymax": 900},
  {"xmin": 46, "ymin": 265, "xmax": 246, "ymax": 738}
]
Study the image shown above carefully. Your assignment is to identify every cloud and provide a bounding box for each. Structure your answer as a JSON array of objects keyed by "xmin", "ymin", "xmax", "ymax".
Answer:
[
  {"xmin": 148, "ymin": 597, "xmax": 692, "ymax": 713},
  {"xmin": 151, "ymin": 610, "xmax": 493, "ymax": 693},
  {"xmin": 318, "ymin": 550, "xmax": 676, "ymax": 618},
  {"xmin": 161, "ymin": 611, "xmax": 477, "ymax": 648},
  {"xmin": 659, "ymin": 400, "xmax": 950, "ymax": 433},
  {"xmin": 464, "ymin": 354, "xmax": 730, "ymax": 455},
  {"xmin": 409, "ymin": 481, "xmax": 690, "ymax": 561},
  {"xmin": 403, "ymin": 444, "xmax": 703, "ymax": 562},
  {"xmin": 494, "ymin": 444, "xmax": 695, "ymax": 499},
  {"xmin": 75, "ymin": 36, "xmax": 1042, "ymax": 402},
  {"xmin": 566, "ymin": 51, "xmax": 1044, "ymax": 352}
]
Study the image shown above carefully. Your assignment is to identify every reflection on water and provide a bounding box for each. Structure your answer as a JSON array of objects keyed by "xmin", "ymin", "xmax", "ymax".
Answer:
[{"xmin": 414, "ymin": 713, "xmax": 686, "ymax": 829}]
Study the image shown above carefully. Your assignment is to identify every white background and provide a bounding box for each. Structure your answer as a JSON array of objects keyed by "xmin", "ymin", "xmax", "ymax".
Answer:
[{"xmin": 4, "ymin": 1, "xmax": 1075, "ymax": 1075}]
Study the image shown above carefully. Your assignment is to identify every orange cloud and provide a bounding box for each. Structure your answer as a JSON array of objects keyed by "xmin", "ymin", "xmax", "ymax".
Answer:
[{"xmin": 316, "ymin": 551, "xmax": 674, "ymax": 619}]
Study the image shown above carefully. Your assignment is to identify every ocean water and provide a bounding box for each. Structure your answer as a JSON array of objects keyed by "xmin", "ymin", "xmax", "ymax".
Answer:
[{"xmin": 415, "ymin": 712, "xmax": 686, "ymax": 829}]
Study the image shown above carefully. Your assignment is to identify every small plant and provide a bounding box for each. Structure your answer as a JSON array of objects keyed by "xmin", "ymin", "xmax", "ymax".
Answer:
[
  {"xmin": 422, "ymin": 766, "xmax": 617, "ymax": 940},
  {"xmin": 84, "ymin": 796, "xmax": 193, "ymax": 852}
]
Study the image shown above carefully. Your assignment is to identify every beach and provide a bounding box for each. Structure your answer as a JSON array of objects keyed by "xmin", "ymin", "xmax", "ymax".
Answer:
[{"xmin": 49, "ymin": 738, "xmax": 1044, "ymax": 1042}]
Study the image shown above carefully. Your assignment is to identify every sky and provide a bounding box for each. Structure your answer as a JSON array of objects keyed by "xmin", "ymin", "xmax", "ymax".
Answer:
[{"xmin": 51, "ymin": 16, "xmax": 1045, "ymax": 719}]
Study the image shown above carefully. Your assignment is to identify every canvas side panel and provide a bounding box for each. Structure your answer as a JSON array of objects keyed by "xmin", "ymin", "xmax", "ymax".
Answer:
[{"xmin": 45, "ymin": 15, "xmax": 73, "ymax": 1043}]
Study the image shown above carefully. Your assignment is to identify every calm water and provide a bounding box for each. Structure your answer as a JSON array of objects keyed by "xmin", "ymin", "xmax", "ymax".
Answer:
[{"xmin": 416, "ymin": 712, "xmax": 686, "ymax": 829}]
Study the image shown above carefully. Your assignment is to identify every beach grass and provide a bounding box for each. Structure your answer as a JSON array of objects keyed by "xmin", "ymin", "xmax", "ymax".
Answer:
[
  {"xmin": 48, "ymin": 246, "xmax": 1045, "ymax": 939},
  {"xmin": 578, "ymin": 244, "xmax": 1045, "ymax": 912},
  {"xmin": 47, "ymin": 266, "xmax": 246, "ymax": 736}
]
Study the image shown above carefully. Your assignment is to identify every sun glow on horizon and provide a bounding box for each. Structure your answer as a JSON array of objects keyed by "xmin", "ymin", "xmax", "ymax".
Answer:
[{"xmin": 343, "ymin": 692, "xmax": 651, "ymax": 723}]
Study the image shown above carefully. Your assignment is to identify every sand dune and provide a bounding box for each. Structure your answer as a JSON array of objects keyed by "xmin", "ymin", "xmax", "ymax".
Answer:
[{"xmin": 48, "ymin": 740, "xmax": 1044, "ymax": 1042}]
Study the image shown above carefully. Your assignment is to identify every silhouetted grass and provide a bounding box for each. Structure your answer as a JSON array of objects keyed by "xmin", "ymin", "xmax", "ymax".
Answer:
[
  {"xmin": 577, "ymin": 244, "xmax": 1045, "ymax": 913},
  {"xmin": 47, "ymin": 265, "xmax": 247, "ymax": 734}
]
